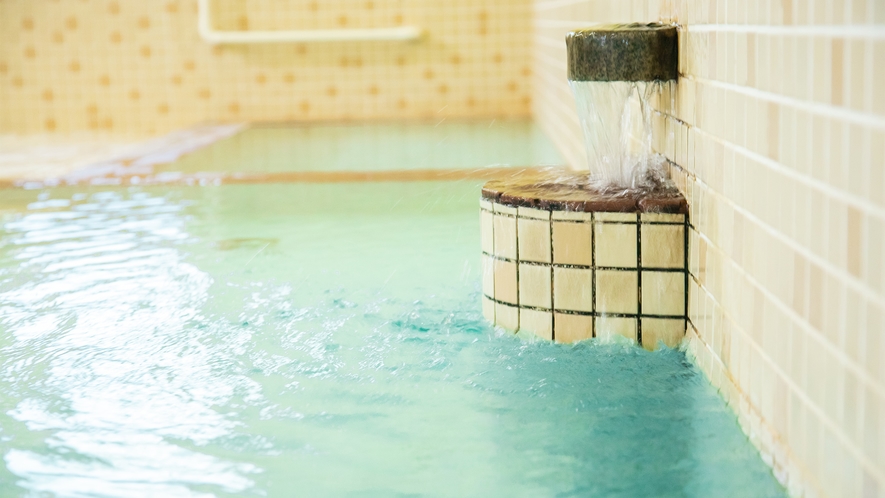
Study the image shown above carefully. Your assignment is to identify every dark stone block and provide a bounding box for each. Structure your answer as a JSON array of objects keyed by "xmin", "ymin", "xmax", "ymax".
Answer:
[{"xmin": 566, "ymin": 23, "xmax": 678, "ymax": 82}]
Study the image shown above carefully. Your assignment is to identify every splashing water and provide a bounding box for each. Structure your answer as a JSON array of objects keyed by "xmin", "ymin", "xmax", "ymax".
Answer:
[{"xmin": 571, "ymin": 80, "xmax": 667, "ymax": 190}]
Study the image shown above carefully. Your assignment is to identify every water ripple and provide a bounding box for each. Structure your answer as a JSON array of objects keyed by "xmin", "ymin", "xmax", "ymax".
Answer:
[
  {"xmin": 0, "ymin": 184, "xmax": 785, "ymax": 497},
  {"xmin": 1, "ymin": 191, "xmax": 256, "ymax": 496}
]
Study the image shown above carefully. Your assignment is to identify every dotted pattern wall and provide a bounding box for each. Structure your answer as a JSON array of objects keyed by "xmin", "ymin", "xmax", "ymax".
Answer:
[
  {"xmin": 0, "ymin": 0, "xmax": 533, "ymax": 135},
  {"xmin": 534, "ymin": 1, "xmax": 885, "ymax": 498}
]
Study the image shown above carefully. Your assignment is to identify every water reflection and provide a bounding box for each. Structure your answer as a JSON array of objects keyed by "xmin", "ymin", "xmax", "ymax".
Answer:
[{"xmin": 0, "ymin": 190, "xmax": 256, "ymax": 496}]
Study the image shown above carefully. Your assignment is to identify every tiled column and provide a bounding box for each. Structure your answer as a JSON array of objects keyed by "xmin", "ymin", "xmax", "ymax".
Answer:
[{"xmin": 480, "ymin": 172, "xmax": 689, "ymax": 350}]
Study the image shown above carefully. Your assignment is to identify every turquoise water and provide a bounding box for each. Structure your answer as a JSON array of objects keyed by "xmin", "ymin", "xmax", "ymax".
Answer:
[
  {"xmin": 0, "ymin": 180, "xmax": 786, "ymax": 497},
  {"xmin": 155, "ymin": 120, "xmax": 564, "ymax": 175}
]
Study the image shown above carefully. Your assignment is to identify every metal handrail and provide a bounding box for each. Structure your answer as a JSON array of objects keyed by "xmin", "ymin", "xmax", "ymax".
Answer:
[{"xmin": 197, "ymin": 0, "xmax": 422, "ymax": 43}]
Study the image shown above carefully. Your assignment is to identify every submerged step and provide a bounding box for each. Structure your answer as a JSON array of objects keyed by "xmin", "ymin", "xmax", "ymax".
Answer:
[{"xmin": 480, "ymin": 168, "xmax": 688, "ymax": 350}]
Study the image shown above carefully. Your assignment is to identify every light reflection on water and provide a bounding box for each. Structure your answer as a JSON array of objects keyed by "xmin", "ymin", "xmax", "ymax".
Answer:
[
  {"xmin": 0, "ymin": 184, "xmax": 785, "ymax": 497},
  {"xmin": 2, "ymin": 191, "xmax": 256, "ymax": 496}
]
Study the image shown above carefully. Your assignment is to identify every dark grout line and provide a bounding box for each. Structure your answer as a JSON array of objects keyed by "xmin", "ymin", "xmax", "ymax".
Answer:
[
  {"xmin": 684, "ymin": 209, "xmax": 691, "ymax": 338},
  {"xmin": 636, "ymin": 212, "xmax": 643, "ymax": 347},
  {"xmin": 483, "ymin": 295, "xmax": 685, "ymax": 320},
  {"xmin": 514, "ymin": 208, "xmax": 521, "ymax": 333},
  {"xmin": 484, "ymin": 251, "xmax": 686, "ymax": 271},
  {"xmin": 591, "ymin": 211, "xmax": 597, "ymax": 338},
  {"xmin": 549, "ymin": 210, "xmax": 556, "ymax": 340},
  {"xmin": 483, "ymin": 208, "xmax": 685, "ymax": 226}
]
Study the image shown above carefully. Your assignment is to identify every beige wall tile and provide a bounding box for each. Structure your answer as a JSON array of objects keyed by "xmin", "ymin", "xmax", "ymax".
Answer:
[
  {"xmin": 641, "ymin": 213, "xmax": 685, "ymax": 223},
  {"xmin": 595, "ymin": 222, "xmax": 639, "ymax": 268},
  {"xmin": 482, "ymin": 296, "xmax": 495, "ymax": 323},
  {"xmin": 641, "ymin": 318, "xmax": 686, "ymax": 350},
  {"xmin": 596, "ymin": 270, "xmax": 638, "ymax": 315},
  {"xmin": 554, "ymin": 312, "xmax": 593, "ymax": 343},
  {"xmin": 552, "ymin": 221, "xmax": 593, "ymax": 266},
  {"xmin": 551, "ymin": 210, "xmax": 593, "ymax": 221},
  {"xmin": 553, "ymin": 266, "xmax": 594, "ymax": 312},
  {"xmin": 595, "ymin": 212, "xmax": 636, "ymax": 222},
  {"xmin": 493, "ymin": 214, "xmax": 517, "ymax": 259},
  {"xmin": 495, "ymin": 303, "xmax": 519, "ymax": 332},
  {"xmin": 642, "ymin": 271, "xmax": 685, "ymax": 316},
  {"xmin": 519, "ymin": 263, "xmax": 552, "ymax": 309},
  {"xmin": 482, "ymin": 254, "xmax": 495, "ymax": 298},
  {"xmin": 0, "ymin": 0, "xmax": 533, "ymax": 134},
  {"xmin": 481, "ymin": 209, "xmax": 494, "ymax": 254},
  {"xmin": 595, "ymin": 316, "xmax": 637, "ymax": 343},
  {"xmin": 518, "ymin": 217, "xmax": 552, "ymax": 263},
  {"xmin": 494, "ymin": 203, "xmax": 518, "ymax": 216},
  {"xmin": 641, "ymin": 224, "xmax": 685, "ymax": 269},
  {"xmin": 520, "ymin": 308, "xmax": 552, "ymax": 340},
  {"xmin": 518, "ymin": 207, "xmax": 550, "ymax": 220},
  {"xmin": 493, "ymin": 259, "xmax": 518, "ymax": 305}
]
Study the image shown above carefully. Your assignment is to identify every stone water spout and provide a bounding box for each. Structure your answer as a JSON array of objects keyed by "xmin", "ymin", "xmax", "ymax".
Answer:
[
  {"xmin": 566, "ymin": 23, "xmax": 678, "ymax": 83},
  {"xmin": 567, "ymin": 23, "xmax": 678, "ymax": 189},
  {"xmin": 480, "ymin": 22, "xmax": 689, "ymax": 349}
]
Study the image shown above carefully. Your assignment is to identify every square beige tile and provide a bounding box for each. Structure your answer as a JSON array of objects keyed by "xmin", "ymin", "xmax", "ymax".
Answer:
[
  {"xmin": 641, "ymin": 318, "xmax": 686, "ymax": 350},
  {"xmin": 554, "ymin": 312, "xmax": 594, "ymax": 343},
  {"xmin": 493, "ymin": 203, "xmax": 517, "ymax": 216},
  {"xmin": 552, "ymin": 210, "xmax": 593, "ymax": 221},
  {"xmin": 518, "ymin": 207, "xmax": 550, "ymax": 220},
  {"xmin": 518, "ymin": 218, "xmax": 551, "ymax": 263},
  {"xmin": 495, "ymin": 303, "xmax": 519, "ymax": 331},
  {"xmin": 520, "ymin": 308, "xmax": 552, "ymax": 340},
  {"xmin": 641, "ymin": 271, "xmax": 685, "ymax": 316},
  {"xmin": 481, "ymin": 209, "xmax": 494, "ymax": 254},
  {"xmin": 494, "ymin": 259, "xmax": 518, "ymax": 305},
  {"xmin": 595, "ymin": 316, "xmax": 638, "ymax": 343},
  {"xmin": 596, "ymin": 270, "xmax": 639, "ymax": 315},
  {"xmin": 552, "ymin": 222, "xmax": 593, "ymax": 266},
  {"xmin": 493, "ymin": 214, "xmax": 517, "ymax": 259},
  {"xmin": 640, "ymin": 213, "xmax": 685, "ymax": 223},
  {"xmin": 482, "ymin": 296, "xmax": 495, "ymax": 323},
  {"xmin": 596, "ymin": 212, "xmax": 637, "ymax": 222},
  {"xmin": 553, "ymin": 267, "xmax": 594, "ymax": 312},
  {"xmin": 482, "ymin": 254, "xmax": 495, "ymax": 298},
  {"xmin": 641, "ymin": 224, "xmax": 685, "ymax": 269},
  {"xmin": 595, "ymin": 222, "xmax": 639, "ymax": 268},
  {"xmin": 519, "ymin": 264, "xmax": 552, "ymax": 309}
]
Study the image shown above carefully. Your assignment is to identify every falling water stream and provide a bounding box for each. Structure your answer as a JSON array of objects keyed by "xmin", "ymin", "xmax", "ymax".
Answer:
[{"xmin": 570, "ymin": 81, "xmax": 666, "ymax": 190}]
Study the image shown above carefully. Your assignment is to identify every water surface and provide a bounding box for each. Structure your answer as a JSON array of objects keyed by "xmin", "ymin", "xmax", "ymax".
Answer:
[
  {"xmin": 0, "ymin": 181, "xmax": 785, "ymax": 497},
  {"xmin": 156, "ymin": 120, "xmax": 564, "ymax": 175}
]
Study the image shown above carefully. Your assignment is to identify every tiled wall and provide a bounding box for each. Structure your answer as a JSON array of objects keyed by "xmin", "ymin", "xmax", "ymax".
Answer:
[
  {"xmin": 534, "ymin": 1, "xmax": 885, "ymax": 497},
  {"xmin": 0, "ymin": 0, "xmax": 532, "ymax": 135},
  {"xmin": 481, "ymin": 198, "xmax": 688, "ymax": 348}
]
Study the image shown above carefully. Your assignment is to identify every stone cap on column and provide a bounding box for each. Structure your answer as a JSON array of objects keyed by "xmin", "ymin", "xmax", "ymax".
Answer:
[{"xmin": 481, "ymin": 168, "xmax": 687, "ymax": 214}]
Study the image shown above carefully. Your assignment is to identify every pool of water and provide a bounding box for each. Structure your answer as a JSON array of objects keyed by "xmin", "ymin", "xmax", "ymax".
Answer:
[
  {"xmin": 157, "ymin": 120, "xmax": 563, "ymax": 175},
  {"xmin": 0, "ymin": 124, "xmax": 784, "ymax": 497}
]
